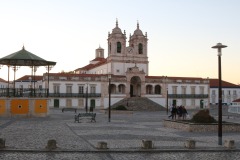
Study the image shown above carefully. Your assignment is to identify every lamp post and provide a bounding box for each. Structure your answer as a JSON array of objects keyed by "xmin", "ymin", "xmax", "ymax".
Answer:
[
  {"xmin": 108, "ymin": 73, "xmax": 111, "ymax": 122},
  {"xmin": 212, "ymin": 43, "xmax": 227, "ymax": 145},
  {"xmin": 85, "ymin": 84, "xmax": 88, "ymax": 113}
]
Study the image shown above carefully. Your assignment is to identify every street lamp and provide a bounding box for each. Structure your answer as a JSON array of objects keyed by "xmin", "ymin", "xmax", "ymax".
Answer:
[
  {"xmin": 108, "ymin": 73, "xmax": 111, "ymax": 122},
  {"xmin": 212, "ymin": 43, "xmax": 227, "ymax": 145},
  {"xmin": 85, "ymin": 84, "xmax": 88, "ymax": 113}
]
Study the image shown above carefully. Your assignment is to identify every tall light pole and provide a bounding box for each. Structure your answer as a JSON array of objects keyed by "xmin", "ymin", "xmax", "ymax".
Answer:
[
  {"xmin": 212, "ymin": 43, "xmax": 227, "ymax": 145},
  {"xmin": 85, "ymin": 84, "xmax": 88, "ymax": 113},
  {"xmin": 108, "ymin": 73, "xmax": 111, "ymax": 122}
]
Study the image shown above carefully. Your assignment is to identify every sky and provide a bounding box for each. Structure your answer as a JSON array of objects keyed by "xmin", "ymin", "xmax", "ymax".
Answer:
[{"xmin": 0, "ymin": 0, "xmax": 240, "ymax": 84}]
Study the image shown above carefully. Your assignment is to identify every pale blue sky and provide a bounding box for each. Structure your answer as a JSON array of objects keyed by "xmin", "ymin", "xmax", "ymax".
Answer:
[{"xmin": 0, "ymin": 0, "xmax": 240, "ymax": 84}]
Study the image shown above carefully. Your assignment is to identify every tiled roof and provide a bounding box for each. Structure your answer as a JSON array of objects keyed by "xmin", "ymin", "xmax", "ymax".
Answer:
[
  {"xmin": 16, "ymin": 75, "xmax": 43, "ymax": 81},
  {"xmin": 75, "ymin": 58, "xmax": 107, "ymax": 71},
  {"xmin": 146, "ymin": 76, "xmax": 204, "ymax": 80},
  {"xmin": 0, "ymin": 77, "xmax": 7, "ymax": 83},
  {"xmin": 233, "ymin": 98, "xmax": 240, "ymax": 102},
  {"xmin": 209, "ymin": 79, "xmax": 240, "ymax": 88}
]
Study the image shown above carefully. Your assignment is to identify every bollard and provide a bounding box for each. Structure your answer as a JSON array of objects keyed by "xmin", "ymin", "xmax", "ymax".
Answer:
[
  {"xmin": 224, "ymin": 140, "xmax": 235, "ymax": 149},
  {"xmin": 0, "ymin": 138, "xmax": 6, "ymax": 149},
  {"xmin": 142, "ymin": 139, "xmax": 153, "ymax": 149},
  {"xmin": 46, "ymin": 139, "xmax": 57, "ymax": 150},
  {"xmin": 97, "ymin": 141, "xmax": 108, "ymax": 149},
  {"xmin": 184, "ymin": 139, "xmax": 196, "ymax": 149}
]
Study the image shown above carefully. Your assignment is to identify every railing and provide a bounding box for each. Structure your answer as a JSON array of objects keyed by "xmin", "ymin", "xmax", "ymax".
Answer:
[
  {"xmin": 0, "ymin": 88, "xmax": 101, "ymax": 98},
  {"xmin": 168, "ymin": 94, "xmax": 208, "ymax": 98}
]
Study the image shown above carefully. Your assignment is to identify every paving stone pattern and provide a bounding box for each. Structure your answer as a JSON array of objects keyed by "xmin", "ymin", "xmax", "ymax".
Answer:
[{"xmin": 0, "ymin": 108, "xmax": 240, "ymax": 159}]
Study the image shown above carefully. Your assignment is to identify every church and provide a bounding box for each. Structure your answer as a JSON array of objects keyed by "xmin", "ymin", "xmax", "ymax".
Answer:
[{"xmin": 41, "ymin": 20, "xmax": 210, "ymax": 110}]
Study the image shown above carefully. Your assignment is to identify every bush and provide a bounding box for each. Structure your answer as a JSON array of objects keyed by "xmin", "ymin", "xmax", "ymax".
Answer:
[
  {"xmin": 115, "ymin": 105, "xmax": 127, "ymax": 110},
  {"xmin": 191, "ymin": 109, "xmax": 217, "ymax": 123}
]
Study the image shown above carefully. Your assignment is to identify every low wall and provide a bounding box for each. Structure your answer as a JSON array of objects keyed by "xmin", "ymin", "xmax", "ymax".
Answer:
[
  {"xmin": 0, "ymin": 98, "xmax": 49, "ymax": 117},
  {"xmin": 163, "ymin": 120, "xmax": 240, "ymax": 132}
]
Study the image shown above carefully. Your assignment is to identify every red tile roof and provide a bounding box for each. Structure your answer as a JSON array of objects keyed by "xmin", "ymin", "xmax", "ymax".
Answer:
[
  {"xmin": 209, "ymin": 79, "xmax": 240, "ymax": 88},
  {"xmin": 75, "ymin": 58, "xmax": 107, "ymax": 71},
  {"xmin": 146, "ymin": 76, "xmax": 204, "ymax": 80},
  {"xmin": 233, "ymin": 98, "xmax": 240, "ymax": 102},
  {"xmin": 16, "ymin": 75, "xmax": 43, "ymax": 81},
  {"xmin": 0, "ymin": 77, "xmax": 7, "ymax": 83}
]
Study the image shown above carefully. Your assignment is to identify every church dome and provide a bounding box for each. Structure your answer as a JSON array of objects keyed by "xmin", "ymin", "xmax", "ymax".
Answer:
[
  {"xmin": 132, "ymin": 22, "xmax": 144, "ymax": 36},
  {"xmin": 111, "ymin": 20, "xmax": 123, "ymax": 34}
]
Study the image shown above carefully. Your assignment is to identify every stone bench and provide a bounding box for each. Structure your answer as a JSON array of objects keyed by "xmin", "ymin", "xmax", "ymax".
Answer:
[
  {"xmin": 62, "ymin": 107, "xmax": 77, "ymax": 113},
  {"xmin": 74, "ymin": 113, "xmax": 96, "ymax": 122}
]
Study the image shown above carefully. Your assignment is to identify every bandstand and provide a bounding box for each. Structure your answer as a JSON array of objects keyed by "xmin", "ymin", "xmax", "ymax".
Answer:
[{"xmin": 0, "ymin": 46, "xmax": 56, "ymax": 117}]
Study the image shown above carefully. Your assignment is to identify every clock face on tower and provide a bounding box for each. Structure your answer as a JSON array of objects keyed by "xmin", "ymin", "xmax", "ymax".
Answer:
[{"xmin": 128, "ymin": 47, "xmax": 133, "ymax": 53}]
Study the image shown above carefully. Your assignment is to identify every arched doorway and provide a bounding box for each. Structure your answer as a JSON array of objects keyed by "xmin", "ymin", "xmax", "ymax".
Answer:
[{"xmin": 130, "ymin": 76, "xmax": 141, "ymax": 97}]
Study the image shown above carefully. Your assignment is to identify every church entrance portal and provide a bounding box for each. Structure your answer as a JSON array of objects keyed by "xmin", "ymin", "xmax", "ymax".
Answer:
[{"xmin": 130, "ymin": 76, "xmax": 141, "ymax": 97}]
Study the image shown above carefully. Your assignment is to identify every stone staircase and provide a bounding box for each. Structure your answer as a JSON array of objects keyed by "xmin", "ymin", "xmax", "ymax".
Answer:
[{"xmin": 112, "ymin": 97, "xmax": 166, "ymax": 111}]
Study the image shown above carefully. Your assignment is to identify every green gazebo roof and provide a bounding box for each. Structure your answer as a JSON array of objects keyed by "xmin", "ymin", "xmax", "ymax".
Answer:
[{"xmin": 0, "ymin": 46, "xmax": 56, "ymax": 66}]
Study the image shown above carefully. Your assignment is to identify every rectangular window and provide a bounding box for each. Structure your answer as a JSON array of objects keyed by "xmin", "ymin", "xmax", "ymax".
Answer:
[
  {"xmin": 172, "ymin": 86, "xmax": 177, "ymax": 94},
  {"xmin": 233, "ymin": 90, "xmax": 237, "ymax": 95},
  {"xmin": 212, "ymin": 90, "xmax": 216, "ymax": 95},
  {"xmin": 53, "ymin": 85, "xmax": 60, "ymax": 93},
  {"xmin": 39, "ymin": 85, "xmax": 42, "ymax": 89},
  {"xmin": 181, "ymin": 87, "xmax": 186, "ymax": 94},
  {"xmin": 78, "ymin": 86, "xmax": 84, "ymax": 94},
  {"xmin": 66, "ymin": 86, "xmax": 72, "ymax": 94},
  {"xmin": 78, "ymin": 99, "xmax": 84, "ymax": 108},
  {"xmin": 222, "ymin": 90, "xmax": 224, "ymax": 95},
  {"xmin": 90, "ymin": 86, "xmax": 96, "ymax": 94},
  {"xmin": 191, "ymin": 99, "xmax": 195, "ymax": 106},
  {"xmin": 200, "ymin": 86, "xmax": 204, "ymax": 94},
  {"xmin": 228, "ymin": 90, "xmax": 231, "ymax": 95},
  {"xmin": 66, "ymin": 99, "xmax": 72, "ymax": 107},
  {"xmin": 182, "ymin": 99, "xmax": 186, "ymax": 106},
  {"xmin": 191, "ymin": 87, "xmax": 196, "ymax": 94}
]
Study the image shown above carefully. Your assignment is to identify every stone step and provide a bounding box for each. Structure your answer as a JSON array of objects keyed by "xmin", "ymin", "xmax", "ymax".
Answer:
[{"xmin": 112, "ymin": 97, "xmax": 165, "ymax": 111}]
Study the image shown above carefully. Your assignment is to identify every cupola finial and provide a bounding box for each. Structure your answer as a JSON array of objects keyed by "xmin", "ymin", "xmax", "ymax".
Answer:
[
  {"xmin": 116, "ymin": 18, "xmax": 118, "ymax": 28},
  {"xmin": 137, "ymin": 20, "xmax": 139, "ymax": 30}
]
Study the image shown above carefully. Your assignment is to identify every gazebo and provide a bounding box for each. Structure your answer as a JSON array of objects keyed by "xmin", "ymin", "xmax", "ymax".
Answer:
[{"xmin": 0, "ymin": 46, "xmax": 56, "ymax": 117}]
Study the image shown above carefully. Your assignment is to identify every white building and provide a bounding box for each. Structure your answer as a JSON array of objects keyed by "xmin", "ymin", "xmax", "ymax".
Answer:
[
  {"xmin": 209, "ymin": 79, "xmax": 240, "ymax": 105},
  {"xmin": 40, "ymin": 20, "xmax": 210, "ymax": 110}
]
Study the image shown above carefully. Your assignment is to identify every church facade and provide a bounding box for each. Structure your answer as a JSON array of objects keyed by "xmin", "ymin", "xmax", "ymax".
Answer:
[{"xmin": 40, "ymin": 20, "xmax": 210, "ymax": 110}]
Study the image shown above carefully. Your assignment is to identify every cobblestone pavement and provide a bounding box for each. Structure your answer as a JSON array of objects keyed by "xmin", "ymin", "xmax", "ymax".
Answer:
[{"xmin": 0, "ymin": 108, "xmax": 240, "ymax": 160}]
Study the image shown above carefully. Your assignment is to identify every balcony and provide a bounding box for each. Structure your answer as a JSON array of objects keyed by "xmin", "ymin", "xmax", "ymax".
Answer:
[
  {"xmin": 0, "ymin": 88, "xmax": 101, "ymax": 98},
  {"xmin": 168, "ymin": 94, "xmax": 208, "ymax": 99}
]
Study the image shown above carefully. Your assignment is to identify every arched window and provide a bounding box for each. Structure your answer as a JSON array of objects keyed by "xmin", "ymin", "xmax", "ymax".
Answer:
[
  {"xmin": 109, "ymin": 43, "xmax": 111, "ymax": 54},
  {"xmin": 117, "ymin": 42, "xmax": 121, "ymax": 53},
  {"xmin": 138, "ymin": 43, "xmax": 143, "ymax": 54},
  {"xmin": 155, "ymin": 85, "xmax": 161, "ymax": 94}
]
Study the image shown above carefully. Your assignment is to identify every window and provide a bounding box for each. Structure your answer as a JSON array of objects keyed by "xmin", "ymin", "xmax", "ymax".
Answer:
[
  {"xmin": 172, "ymin": 86, "xmax": 177, "ymax": 94},
  {"xmin": 200, "ymin": 86, "xmax": 204, "ymax": 94},
  {"xmin": 191, "ymin": 99, "xmax": 195, "ymax": 106},
  {"xmin": 53, "ymin": 85, "xmax": 60, "ymax": 94},
  {"xmin": 78, "ymin": 86, "xmax": 84, "ymax": 94},
  {"xmin": 138, "ymin": 43, "xmax": 143, "ymax": 54},
  {"xmin": 109, "ymin": 43, "xmax": 111, "ymax": 53},
  {"xmin": 78, "ymin": 99, "xmax": 84, "ymax": 108},
  {"xmin": 66, "ymin": 99, "xmax": 72, "ymax": 107},
  {"xmin": 212, "ymin": 90, "xmax": 216, "ymax": 95},
  {"xmin": 39, "ymin": 85, "xmax": 42, "ymax": 89},
  {"xmin": 191, "ymin": 87, "xmax": 195, "ymax": 94},
  {"xmin": 90, "ymin": 86, "xmax": 96, "ymax": 94},
  {"xmin": 117, "ymin": 42, "xmax": 121, "ymax": 53},
  {"xmin": 155, "ymin": 85, "xmax": 161, "ymax": 94},
  {"xmin": 66, "ymin": 86, "xmax": 72, "ymax": 94},
  {"xmin": 181, "ymin": 86, "xmax": 186, "ymax": 94},
  {"xmin": 233, "ymin": 90, "xmax": 237, "ymax": 95}
]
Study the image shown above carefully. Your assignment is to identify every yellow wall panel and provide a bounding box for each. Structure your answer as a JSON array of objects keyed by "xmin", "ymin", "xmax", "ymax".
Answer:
[
  {"xmin": 34, "ymin": 99, "xmax": 47, "ymax": 113},
  {"xmin": 11, "ymin": 99, "xmax": 29, "ymax": 114},
  {"xmin": 0, "ymin": 100, "xmax": 6, "ymax": 114}
]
